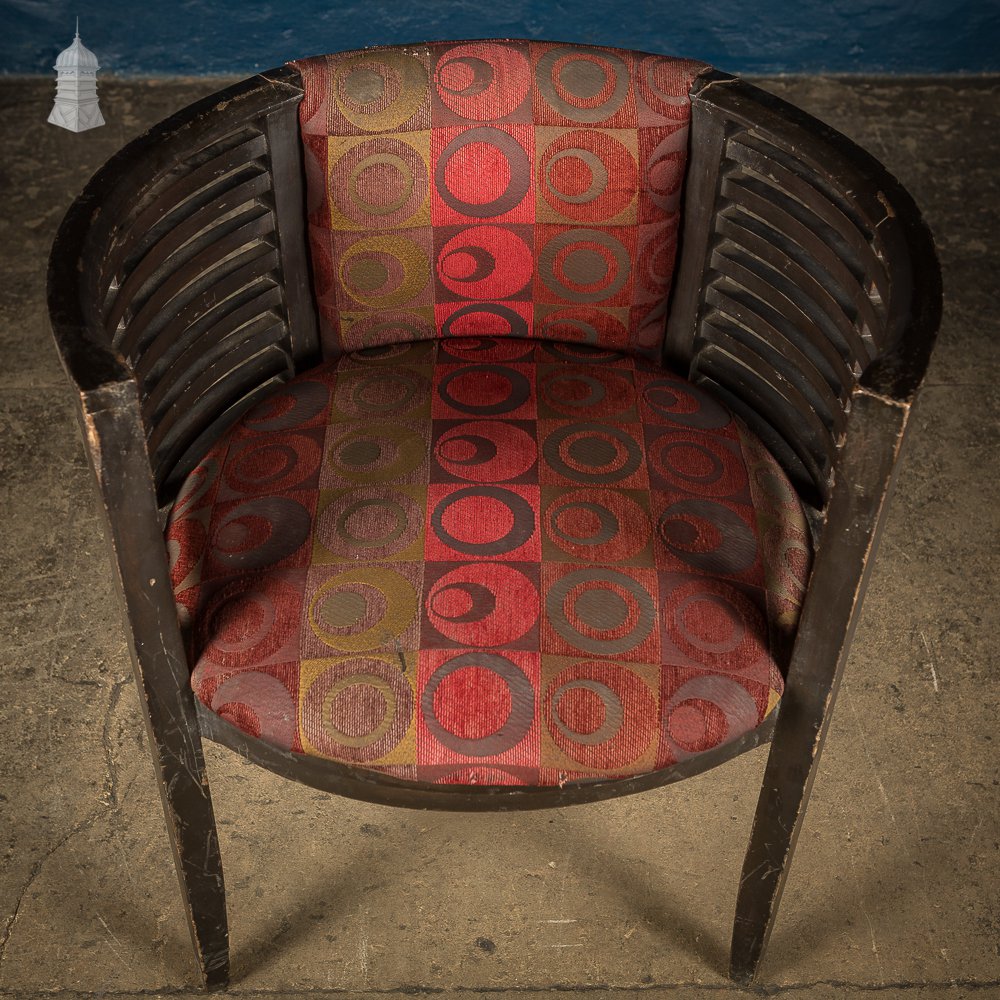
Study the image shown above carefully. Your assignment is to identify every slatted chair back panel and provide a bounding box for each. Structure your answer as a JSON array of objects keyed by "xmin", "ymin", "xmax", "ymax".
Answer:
[
  {"xmin": 293, "ymin": 43, "xmax": 708, "ymax": 360},
  {"xmin": 666, "ymin": 78, "xmax": 918, "ymax": 510},
  {"xmin": 78, "ymin": 75, "xmax": 319, "ymax": 505}
]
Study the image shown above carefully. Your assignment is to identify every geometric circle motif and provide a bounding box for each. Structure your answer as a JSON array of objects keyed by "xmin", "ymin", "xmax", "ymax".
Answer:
[
  {"xmin": 242, "ymin": 381, "xmax": 331, "ymax": 433},
  {"xmin": 536, "ymin": 46, "xmax": 630, "ymax": 124},
  {"xmin": 330, "ymin": 136, "xmax": 428, "ymax": 229},
  {"xmin": 440, "ymin": 302, "xmax": 530, "ymax": 340},
  {"xmin": 339, "ymin": 234, "xmax": 430, "ymax": 309},
  {"xmin": 544, "ymin": 488, "xmax": 650, "ymax": 563},
  {"xmin": 656, "ymin": 499, "xmax": 757, "ymax": 575},
  {"xmin": 663, "ymin": 577, "xmax": 767, "ymax": 672},
  {"xmin": 301, "ymin": 656, "xmax": 414, "ymax": 762},
  {"xmin": 662, "ymin": 675, "xmax": 760, "ymax": 760},
  {"xmin": 535, "ymin": 307, "xmax": 630, "ymax": 349},
  {"xmin": 434, "ymin": 43, "xmax": 531, "ymax": 121},
  {"xmin": 436, "ymin": 225, "xmax": 533, "ymax": 300},
  {"xmin": 637, "ymin": 54, "xmax": 691, "ymax": 120},
  {"xmin": 641, "ymin": 377, "xmax": 732, "ymax": 430},
  {"xmin": 546, "ymin": 567, "xmax": 655, "ymax": 655},
  {"xmin": 637, "ymin": 224, "xmax": 677, "ymax": 297},
  {"xmin": 171, "ymin": 456, "xmax": 220, "ymax": 518},
  {"xmin": 210, "ymin": 497, "xmax": 312, "ymax": 571},
  {"xmin": 333, "ymin": 367, "xmax": 429, "ymax": 419},
  {"xmin": 437, "ymin": 335, "xmax": 535, "ymax": 363},
  {"xmin": 333, "ymin": 52, "xmax": 428, "ymax": 132},
  {"xmin": 422, "ymin": 651, "xmax": 535, "ymax": 757},
  {"xmin": 223, "ymin": 435, "xmax": 321, "ymax": 496},
  {"xmin": 647, "ymin": 432, "xmax": 745, "ymax": 496},
  {"xmin": 539, "ymin": 129, "xmax": 637, "ymax": 221},
  {"xmin": 543, "ymin": 660, "xmax": 657, "ymax": 768},
  {"xmin": 434, "ymin": 420, "xmax": 537, "ymax": 482},
  {"xmin": 539, "ymin": 365, "xmax": 635, "ymax": 419},
  {"xmin": 539, "ymin": 228, "xmax": 631, "ymax": 303},
  {"xmin": 430, "ymin": 486, "xmax": 536, "ymax": 557},
  {"xmin": 307, "ymin": 566, "xmax": 418, "ymax": 652},
  {"xmin": 435, "ymin": 127, "xmax": 530, "ymax": 218},
  {"xmin": 644, "ymin": 126, "xmax": 687, "ymax": 214},
  {"xmin": 325, "ymin": 423, "xmax": 425, "ymax": 482},
  {"xmin": 211, "ymin": 671, "xmax": 297, "ymax": 750},
  {"xmin": 436, "ymin": 364, "xmax": 531, "ymax": 415},
  {"xmin": 199, "ymin": 574, "xmax": 300, "ymax": 669},
  {"xmin": 315, "ymin": 486, "xmax": 422, "ymax": 561},
  {"xmin": 543, "ymin": 422, "xmax": 643, "ymax": 484},
  {"xmin": 425, "ymin": 563, "xmax": 538, "ymax": 647},
  {"xmin": 341, "ymin": 310, "xmax": 437, "ymax": 349}
]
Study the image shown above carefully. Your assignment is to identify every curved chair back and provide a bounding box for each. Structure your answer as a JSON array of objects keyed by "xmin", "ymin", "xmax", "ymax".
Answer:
[{"xmin": 292, "ymin": 42, "xmax": 707, "ymax": 359}]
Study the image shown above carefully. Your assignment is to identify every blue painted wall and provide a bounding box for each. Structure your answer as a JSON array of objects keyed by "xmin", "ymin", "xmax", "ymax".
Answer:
[{"xmin": 2, "ymin": 0, "xmax": 998, "ymax": 75}]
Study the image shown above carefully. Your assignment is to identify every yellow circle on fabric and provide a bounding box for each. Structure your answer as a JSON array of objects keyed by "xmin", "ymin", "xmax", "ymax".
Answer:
[
  {"xmin": 334, "ymin": 53, "xmax": 428, "ymax": 132},
  {"xmin": 339, "ymin": 235, "xmax": 430, "ymax": 308},
  {"xmin": 307, "ymin": 566, "xmax": 417, "ymax": 651},
  {"xmin": 319, "ymin": 673, "xmax": 398, "ymax": 748}
]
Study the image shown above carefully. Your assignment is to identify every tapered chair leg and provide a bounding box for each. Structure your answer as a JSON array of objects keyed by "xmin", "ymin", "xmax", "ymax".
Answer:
[
  {"xmin": 148, "ymin": 717, "xmax": 230, "ymax": 989},
  {"xmin": 729, "ymin": 392, "xmax": 913, "ymax": 983},
  {"xmin": 79, "ymin": 386, "xmax": 232, "ymax": 988},
  {"xmin": 729, "ymin": 680, "xmax": 830, "ymax": 983}
]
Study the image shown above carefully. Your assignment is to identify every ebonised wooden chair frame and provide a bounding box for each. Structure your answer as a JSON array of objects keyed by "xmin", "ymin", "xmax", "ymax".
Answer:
[{"xmin": 48, "ymin": 59, "xmax": 941, "ymax": 990}]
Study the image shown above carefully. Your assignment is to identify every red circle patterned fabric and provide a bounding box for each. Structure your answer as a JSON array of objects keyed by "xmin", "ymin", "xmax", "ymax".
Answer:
[
  {"xmin": 167, "ymin": 339, "xmax": 812, "ymax": 786},
  {"xmin": 292, "ymin": 42, "xmax": 709, "ymax": 361}
]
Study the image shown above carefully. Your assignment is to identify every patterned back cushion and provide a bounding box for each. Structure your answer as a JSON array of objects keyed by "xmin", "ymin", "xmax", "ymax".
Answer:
[{"xmin": 293, "ymin": 42, "xmax": 708, "ymax": 361}]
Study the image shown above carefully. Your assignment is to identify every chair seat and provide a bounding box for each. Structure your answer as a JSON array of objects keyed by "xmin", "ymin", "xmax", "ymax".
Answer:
[{"xmin": 167, "ymin": 337, "xmax": 811, "ymax": 786}]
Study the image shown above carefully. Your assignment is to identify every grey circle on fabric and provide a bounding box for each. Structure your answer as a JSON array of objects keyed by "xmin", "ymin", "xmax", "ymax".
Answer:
[
  {"xmin": 428, "ymin": 581, "xmax": 497, "ymax": 623},
  {"xmin": 539, "ymin": 228, "xmax": 630, "ymax": 302},
  {"xmin": 431, "ymin": 485, "xmax": 535, "ymax": 555},
  {"xmin": 549, "ymin": 499, "xmax": 619, "ymax": 547},
  {"xmin": 437, "ymin": 55, "xmax": 494, "ymax": 97},
  {"xmin": 244, "ymin": 381, "xmax": 330, "ymax": 432},
  {"xmin": 641, "ymin": 378, "xmax": 731, "ymax": 429},
  {"xmin": 437, "ymin": 364, "xmax": 531, "ymax": 414},
  {"xmin": 662, "ymin": 675, "xmax": 760, "ymax": 761},
  {"xmin": 546, "ymin": 566, "xmax": 655, "ymax": 654},
  {"xmin": 435, "ymin": 126, "xmax": 531, "ymax": 218},
  {"xmin": 212, "ymin": 497, "xmax": 311, "ymax": 569},
  {"xmin": 543, "ymin": 422, "xmax": 642, "ymax": 483},
  {"xmin": 212, "ymin": 672, "xmax": 296, "ymax": 751},
  {"xmin": 657, "ymin": 499, "xmax": 758, "ymax": 574},
  {"xmin": 344, "ymin": 67, "xmax": 386, "ymax": 103},
  {"xmin": 339, "ymin": 369, "xmax": 425, "ymax": 416},
  {"xmin": 545, "ymin": 148, "xmax": 609, "ymax": 204},
  {"xmin": 551, "ymin": 678, "xmax": 625, "ymax": 745},
  {"xmin": 422, "ymin": 651, "xmax": 535, "ymax": 756},
  {"xmin": 536, "ymin": 46, "xmax": 630, "ymax": 123},
  {"xmin": 435, "ymin": 432, "xmax": 499, "ymax": 466},
  {"xmin": 440, "ymin": 302, "xmax": 530, "ymax": 339},
  {"xmin": 542, "ymin": 371, "xmax": 607, "ymax": 410}
]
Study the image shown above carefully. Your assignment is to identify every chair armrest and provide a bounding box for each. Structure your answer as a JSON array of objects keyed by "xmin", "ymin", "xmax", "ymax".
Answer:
[
  {"xmin": 666, "ymin": 73, "xmax": 941, "ymax": 509},
  {"xmin": 48, "ymin": 68, "xmax": 319, "ymax": 505}
]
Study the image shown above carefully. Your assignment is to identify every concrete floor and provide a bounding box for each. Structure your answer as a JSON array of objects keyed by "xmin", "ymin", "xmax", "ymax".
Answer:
[{"xmin": 1, "ymin": 75, "xmax": 998, "ymax": 1000}]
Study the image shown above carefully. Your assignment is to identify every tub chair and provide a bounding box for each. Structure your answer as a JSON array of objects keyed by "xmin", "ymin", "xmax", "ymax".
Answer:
[{"xmin": 48, "ymin": 40, "xmax": 940, "ymax": 989}]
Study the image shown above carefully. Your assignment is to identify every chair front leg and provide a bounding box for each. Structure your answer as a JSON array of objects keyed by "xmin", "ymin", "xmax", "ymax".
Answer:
[
  {"xmin": 146, "ymin": 702, "xmax": 230, "ymax": 990},
  {"xmin": 729, "ymin": 656, "xmax": 836, "ymax": 983},
  {"xmin": 730, "ymin": 390, "xmax": 911, "ymax": 983}
]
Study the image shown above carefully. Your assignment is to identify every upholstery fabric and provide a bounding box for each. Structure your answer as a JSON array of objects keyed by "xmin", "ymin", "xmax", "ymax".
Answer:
[
  {"xmin": 293, "ymin": 43, "xmax": 708, "ymax": 361},
  {"xmin": 167, "ymin": 339, "xmax": 811, "ymax": 787}
]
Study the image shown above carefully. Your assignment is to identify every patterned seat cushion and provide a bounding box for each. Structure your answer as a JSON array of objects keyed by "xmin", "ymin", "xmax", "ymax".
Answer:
[
  {"xmin": 293, "ymin": 42, "xmax": 709, "ymax": 360},
  {"xmin": 167, "ymin": 338, "xmax": 811, "ymax": 787}
]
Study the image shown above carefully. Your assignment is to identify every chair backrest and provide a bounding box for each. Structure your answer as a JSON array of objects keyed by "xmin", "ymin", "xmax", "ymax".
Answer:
[{"xmin": 292, "ymin": 42, "xmax": 708, "ymax": 360}]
